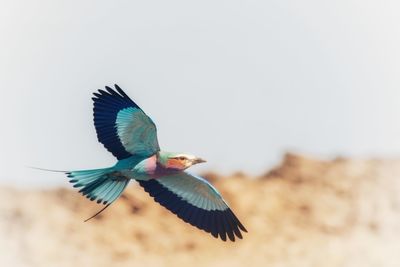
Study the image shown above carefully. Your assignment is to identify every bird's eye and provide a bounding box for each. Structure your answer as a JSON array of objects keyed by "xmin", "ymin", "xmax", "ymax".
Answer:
[{"xmin": 178, "ymin": 157, "xmax": 185, "ymax": 161}]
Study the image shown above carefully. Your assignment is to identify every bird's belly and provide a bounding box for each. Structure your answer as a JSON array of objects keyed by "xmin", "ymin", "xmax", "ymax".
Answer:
[{"xmin": 119, "ymin": 169, "xmax": 152, "ymax": 181}]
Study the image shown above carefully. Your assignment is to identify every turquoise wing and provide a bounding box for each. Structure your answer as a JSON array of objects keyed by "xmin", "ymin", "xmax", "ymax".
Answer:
[
  {"xmin": 138, "ymin": 172, "xmax": 247, "ymax": 241},
  {"xmin": 93, "ymin": 84, "xmax": 160, "ymax": 160}
]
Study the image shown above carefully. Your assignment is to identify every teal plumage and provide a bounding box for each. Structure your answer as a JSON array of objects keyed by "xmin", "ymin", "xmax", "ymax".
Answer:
[{"xmin": 63, "ymin": 84, "xmax": 247, "ymax": 241}]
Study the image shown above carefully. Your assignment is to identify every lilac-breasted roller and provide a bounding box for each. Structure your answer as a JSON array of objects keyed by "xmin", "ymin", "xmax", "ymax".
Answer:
[{"xmin": 64, "ymin": 84, "xmax": 247, "ymax": 241}]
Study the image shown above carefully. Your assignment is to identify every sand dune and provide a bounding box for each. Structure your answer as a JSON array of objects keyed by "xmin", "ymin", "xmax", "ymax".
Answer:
[{"xmin": 1, "ymin": 154, "xmax": 400, "ymax": 267}]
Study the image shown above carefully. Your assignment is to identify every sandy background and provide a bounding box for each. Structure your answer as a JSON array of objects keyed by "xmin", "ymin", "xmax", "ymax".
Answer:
[{"xmin": 1, "ymin": 153, "xmax": 399, "ymax": 267}]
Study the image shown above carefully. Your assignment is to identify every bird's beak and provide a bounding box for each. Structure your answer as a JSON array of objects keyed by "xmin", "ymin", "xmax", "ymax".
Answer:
[{"xmin": 192, "ymin": 157, "xmax": 207, "ymax": 165}]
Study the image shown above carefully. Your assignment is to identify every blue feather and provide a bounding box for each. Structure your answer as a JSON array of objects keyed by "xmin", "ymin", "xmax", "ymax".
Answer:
[
  {"xmin": 92, "ymin": 84, "xmax": 159, "ymax": 160},
  {"xmin": 93, "ymin": 85, "xmax": 138, "ymax": 158},
  {"xmin": 138, "ymin": 178, "xmax": 247, "ymax": 241},
  {"xmin": 67, "ymin": 168, "xmax": 129, "ymax": 205}
]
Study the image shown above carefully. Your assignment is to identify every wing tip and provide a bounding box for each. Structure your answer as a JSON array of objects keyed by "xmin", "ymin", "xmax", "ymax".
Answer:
[{"xmin": 92, "ymin": 84, "xmax": 139, "ymax": 110}]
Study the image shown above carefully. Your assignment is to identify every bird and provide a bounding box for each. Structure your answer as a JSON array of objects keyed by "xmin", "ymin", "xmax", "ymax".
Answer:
[{"xmin": 60, "ymin": 84, "xmax": 247, "ymax": 241}]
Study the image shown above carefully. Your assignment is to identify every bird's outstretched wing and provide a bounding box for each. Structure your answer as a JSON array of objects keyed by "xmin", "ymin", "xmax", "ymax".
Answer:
[
  {"xmin": 92, "ymin": 84, "xmax": 160, "ymax": 159},
  {"xmin": 138, "ymin": 173, "xmax": 247, "ymax": 241}
]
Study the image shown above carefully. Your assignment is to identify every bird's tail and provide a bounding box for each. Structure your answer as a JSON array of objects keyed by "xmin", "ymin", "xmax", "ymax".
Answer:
[
  {"xmin": 32, "ymin": 166, "xmax": 130, "ymax": 221},
  {"xmin": 67, "ymin": 168, "xmax": 130, "ymax": 221},
  {"xmin": 67, "ymin": 168, "xmax": 129, "ymax": 203}
]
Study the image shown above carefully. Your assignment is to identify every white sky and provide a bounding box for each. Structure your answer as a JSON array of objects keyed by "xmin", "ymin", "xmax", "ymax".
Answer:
[{"xmin": 1, "ymin": 1, "xmax": 400, "ymax": 187}]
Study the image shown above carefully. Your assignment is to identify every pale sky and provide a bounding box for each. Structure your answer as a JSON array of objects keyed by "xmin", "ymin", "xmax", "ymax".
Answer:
[{"xmin": 1, "ymin": 1, "xmax": 400, "ymax": 187}]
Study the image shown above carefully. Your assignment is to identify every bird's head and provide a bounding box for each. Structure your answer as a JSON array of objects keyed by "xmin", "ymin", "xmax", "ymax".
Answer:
[{"xmin": 158, "ymin": 152, "xmax": 206, "ymax": 171}]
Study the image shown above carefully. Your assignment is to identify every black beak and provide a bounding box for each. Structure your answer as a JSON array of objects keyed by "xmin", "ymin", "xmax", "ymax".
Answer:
[{"xmin": 192, "ymin": 158, "xmax": 207, "ymax": 164}]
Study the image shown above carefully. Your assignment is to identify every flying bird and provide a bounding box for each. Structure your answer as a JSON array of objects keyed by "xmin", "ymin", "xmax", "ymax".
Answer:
[{"xmin": 62, "ymin": 84, "xmax": 247, "ymax": 241}]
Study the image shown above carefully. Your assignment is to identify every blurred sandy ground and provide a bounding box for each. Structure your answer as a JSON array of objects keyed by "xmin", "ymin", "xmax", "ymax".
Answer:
[{"xmin": 1, "ymin": 153, "xmax": 399, "ymax": 267}]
